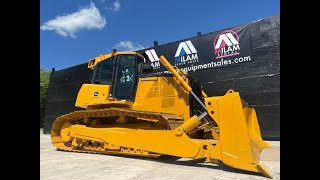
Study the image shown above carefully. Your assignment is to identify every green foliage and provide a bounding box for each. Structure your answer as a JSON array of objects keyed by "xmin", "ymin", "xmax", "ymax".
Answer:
[{"xmin": 40, "ymin": 67, "xmax": 51, "ymax": 127}]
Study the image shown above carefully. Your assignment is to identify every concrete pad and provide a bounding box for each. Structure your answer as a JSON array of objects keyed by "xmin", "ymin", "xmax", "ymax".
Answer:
[{"xmin": 40, "ymin": 129, "xmax": 280, "ymax": 180}]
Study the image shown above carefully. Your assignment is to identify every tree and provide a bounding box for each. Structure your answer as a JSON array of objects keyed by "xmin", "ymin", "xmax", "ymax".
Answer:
[{"xmin": 40, "ymin": 68, "xmax": 51, "ymax": 127}]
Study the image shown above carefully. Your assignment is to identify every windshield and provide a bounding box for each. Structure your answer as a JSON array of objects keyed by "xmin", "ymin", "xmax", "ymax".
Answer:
[{"xmin": 92, "ymin": 57, "xmax": 114, "ymax": 85}]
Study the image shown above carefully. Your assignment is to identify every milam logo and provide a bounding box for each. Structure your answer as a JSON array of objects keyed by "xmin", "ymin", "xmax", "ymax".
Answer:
[
  {"xmin": 145, "ymin": 49, "xmax": 160, "ymax": 69},
  {"xmin": 214, "ymin": 30, "xmax": 240, "ymax": 59},
  {"xmin": 174, "ymin": 40, "xmax": 198, "ymax": 66}
]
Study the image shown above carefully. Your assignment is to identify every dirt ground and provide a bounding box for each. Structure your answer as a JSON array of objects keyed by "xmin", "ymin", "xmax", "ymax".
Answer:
[{"xmin": 40, "ymin": 129, "xmax": 280, "ymax": 180}]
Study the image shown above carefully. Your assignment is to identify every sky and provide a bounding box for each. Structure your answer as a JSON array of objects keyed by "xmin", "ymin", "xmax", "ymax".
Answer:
[{"xmin": 40, "ymin": 0, "xmax": 279, "ymax": 70}]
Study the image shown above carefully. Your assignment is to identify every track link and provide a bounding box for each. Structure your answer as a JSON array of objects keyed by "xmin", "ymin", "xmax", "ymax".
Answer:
[{"xmin": 51, "ymin": 108, "xmax": 184, "ymax": 158}]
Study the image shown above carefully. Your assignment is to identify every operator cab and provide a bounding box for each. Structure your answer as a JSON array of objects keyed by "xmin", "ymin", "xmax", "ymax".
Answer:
[{"xmin": 89, "ymin": 50, "xmax": 151, "ymax": 101}]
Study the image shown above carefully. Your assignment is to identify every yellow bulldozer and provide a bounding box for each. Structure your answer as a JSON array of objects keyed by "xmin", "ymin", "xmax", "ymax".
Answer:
[{"xmin": 51, "ymin": 50, "xmax": 272, "ymax": 178}]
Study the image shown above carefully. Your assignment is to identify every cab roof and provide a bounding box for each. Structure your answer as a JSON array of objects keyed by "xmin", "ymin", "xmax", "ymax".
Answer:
[{"xmin": 87, "ymin": 51, "xmax": 144, "ymax": 69}]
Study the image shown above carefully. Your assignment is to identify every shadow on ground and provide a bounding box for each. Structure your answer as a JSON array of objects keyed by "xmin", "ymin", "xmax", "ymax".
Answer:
[{"xmin": 56, "ymin": 149, "xmax": 266, "ymax": 178}]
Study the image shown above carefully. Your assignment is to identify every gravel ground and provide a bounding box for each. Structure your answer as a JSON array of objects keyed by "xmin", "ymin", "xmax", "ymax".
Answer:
[{"xmin": 40, "ymin": 129, "xmax": 280, "ymax": 180}]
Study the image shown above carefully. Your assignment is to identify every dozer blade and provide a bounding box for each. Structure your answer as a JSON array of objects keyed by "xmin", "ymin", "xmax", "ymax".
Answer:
[
  {"xmin": 205, "ymin": 90, "xmax": 272, "ymax": 178},
  {"xmin": 158, "ymin": 55, "xmax": 272, "ymax": 177}
]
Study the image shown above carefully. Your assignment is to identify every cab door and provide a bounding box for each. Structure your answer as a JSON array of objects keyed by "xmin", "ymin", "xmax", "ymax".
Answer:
[{"xmin": 113, "ymin": 55, "xmax": 138, "ymax": 101}]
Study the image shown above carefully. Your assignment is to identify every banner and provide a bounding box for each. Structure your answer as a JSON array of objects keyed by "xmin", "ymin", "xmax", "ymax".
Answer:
[{"xmin": 138, "ymin": 25, "xmax": 252, "ymax": 73}]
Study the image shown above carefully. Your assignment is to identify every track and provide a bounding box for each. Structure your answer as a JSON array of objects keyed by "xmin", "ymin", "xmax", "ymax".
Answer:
[{"xmin": 51, "ymin": 108, "xmax": 184, "ymax": 158}]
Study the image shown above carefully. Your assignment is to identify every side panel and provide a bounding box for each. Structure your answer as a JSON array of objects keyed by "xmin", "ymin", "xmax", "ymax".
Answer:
[
  {"xmin": 75, "ymin": 84, "xmax": 111, "ymax": 107},
  {"xmin": 132, "ymin": 77, "xmax": 190, "ymax": 120}
]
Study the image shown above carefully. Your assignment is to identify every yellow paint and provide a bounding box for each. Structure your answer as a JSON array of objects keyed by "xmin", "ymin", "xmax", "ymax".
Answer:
[
  {"xmin": 75, "ymin": 84, "xmax": 111, "ymax": 107},
  {"xmin": 54, "ymin": 51, "xmax": 272, "ymax": 178},
  {"xmin": 88, "ymin": 51, "xmax": 144, "ymax": 69},
  {"xmin": 132, "ymin": 76, "xmax": 190, "ymax": 120},
  {"xmin": 159, "ymin": 56, "xmax": 192, "ymax": 92},
  {"xmin": 181, "ymin": 115, "xmax": 201, "ymax": 133},
  {"xmin": 204, "ymin": 90, "xmax": 271, "ymax": 177}
]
